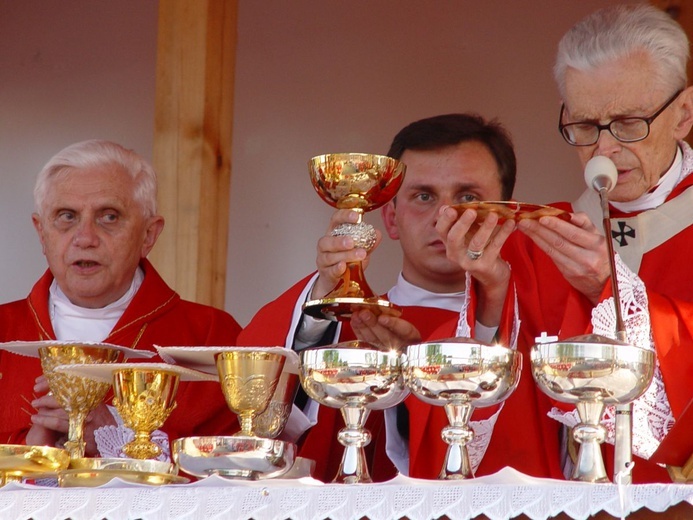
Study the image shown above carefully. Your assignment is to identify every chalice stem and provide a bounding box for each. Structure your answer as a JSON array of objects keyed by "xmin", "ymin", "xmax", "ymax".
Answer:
[
  {"xmin": 335, "ymin": 405, "xmax": 372, "ymax": 484},
  {"xmin": 440, "ymin": 400, "xmax": 474, "ymax": 479},
  {"xmin": 573, "ymin": 399, "xmax": 609, "ymax": 482},
  {"xmin": 64, "ymin": 411, "xmax": 88, "ymax": 459}
]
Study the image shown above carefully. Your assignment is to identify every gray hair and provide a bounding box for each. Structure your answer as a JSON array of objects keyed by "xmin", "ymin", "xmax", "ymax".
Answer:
[
  {"xmin": 34, "ymin": 140, "xmax": 158, "ymax": 217},
  {"xmin": 554, "ymin": 4, "xmax": 689, "ymax": 98}
]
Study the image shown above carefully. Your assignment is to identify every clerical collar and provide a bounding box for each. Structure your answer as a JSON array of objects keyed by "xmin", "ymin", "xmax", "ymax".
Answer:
[
  {"xmin": 49, "ymin": 267, "xmax": 145, "ymax": 342},
  {"xmin": 611, "ymin": 146, "xmax": 684, "ymax": 213},
  {"xmin": 387, "ymin": 272, "xmax": 465, "ymax": 311}
]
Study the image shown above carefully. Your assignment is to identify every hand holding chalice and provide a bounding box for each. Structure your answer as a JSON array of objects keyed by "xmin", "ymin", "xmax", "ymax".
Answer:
[{"xmin": 303, "ymin": 153, "xmax": 405, "ymax": 321}]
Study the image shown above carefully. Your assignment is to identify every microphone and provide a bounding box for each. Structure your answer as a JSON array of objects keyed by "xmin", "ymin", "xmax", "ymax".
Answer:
[
  {"xmin": 584, "ymin": 155, "xmax": 618, "ymax": 192},
  {"xmin": 584, "ymin": 155, "xmax": 633, "ymax": 484}
]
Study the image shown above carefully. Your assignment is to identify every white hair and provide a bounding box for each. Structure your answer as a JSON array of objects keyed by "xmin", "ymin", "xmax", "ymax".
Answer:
[
  {"xmin": 554, "ymin": 4, "xmax": 689, "ymax": 98},
  {"xmin": 34, "ymin": 140, "xmax": 158, "ymax": 217}
]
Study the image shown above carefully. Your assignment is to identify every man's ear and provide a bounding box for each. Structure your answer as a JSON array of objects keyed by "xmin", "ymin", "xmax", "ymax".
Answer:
[
  {"xmin": 674, "ymin": 86, "xmax": 693, "ymax": 140},
  {"xmin": 32, "ymin": 213, "xmax": 47, "ymax": 255},
  {"xmin": 381, "ymin": 200, "xmax": 399, "ymax": 240},
  {"xmin": 141, "ymin": 215, "xmax": 165, "ymax": 258}
]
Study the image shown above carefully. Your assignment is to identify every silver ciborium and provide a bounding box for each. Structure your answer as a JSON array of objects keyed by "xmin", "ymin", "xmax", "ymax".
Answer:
[
  {"xmin": 405, "ymin": 338, "xmax": 521, "ymax": 480},
  {"xmin": 531, "ymin": 335, "xmax": 655, "ymax": 483},
  {"xmin": 303, "ymin": 153, "xmax": 406, "ymax": 321},
  {"xmin": 299, "ymin": 340, "xmax": 408, "ymax": 483}
]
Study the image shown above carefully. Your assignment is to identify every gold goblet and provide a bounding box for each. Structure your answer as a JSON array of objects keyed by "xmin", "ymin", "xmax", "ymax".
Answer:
[
  {"xmin": 299, "ymin": 341, "xmax": 408, "ymax": 484},
  {"xmin": 112, "ymin": 367, "xmax": 180, "ymax": 460},
  {"xmin": 531, "ymin": 335, "xmax": 655, "ymax": 483},
  {"xmin": 39, "ymin": 344, "xmax": 121, "ymax": 459},
  {"xmin": 216, "ymin": 349, "xmax": 286, "ymax": 437},
  {"xmin": 405, "ymin": 338, "xmax": 522, "ymax": 480},
  {"xmin": 303, "ymin": 153, "xmax": 406, "ymax": 321},
  {"xmin": 253, "ymin": 369, "xmax": 300, "ymax": 439}
]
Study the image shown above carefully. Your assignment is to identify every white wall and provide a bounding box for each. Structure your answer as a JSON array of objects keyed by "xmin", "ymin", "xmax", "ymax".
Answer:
[{"xmin": 0, "ymin": 1, "xmax": 638, "ymax": 327}]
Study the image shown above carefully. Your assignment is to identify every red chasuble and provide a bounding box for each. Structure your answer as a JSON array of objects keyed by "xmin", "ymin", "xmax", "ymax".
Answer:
[{"xmin": 0, "ymin": 259, "xmax": 242, "ymax": 446}]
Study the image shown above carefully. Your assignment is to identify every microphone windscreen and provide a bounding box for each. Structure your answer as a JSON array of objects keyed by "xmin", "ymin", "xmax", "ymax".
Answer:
[{"xmin": 584, "ymin": 155, "xmax": 618, "ymax": 192}]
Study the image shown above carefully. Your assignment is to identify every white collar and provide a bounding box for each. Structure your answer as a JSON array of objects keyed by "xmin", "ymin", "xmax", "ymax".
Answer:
[
  {"xmin": 387, "ymin": 272, "xmax": 465, "ymax": 312},
  {"xmin": 49, "ymin": 267, "xmax": 144, "ymax": 341},
  {"xmin": 611, "ymin": 146, "xmax": 684, "ymax": 213}
]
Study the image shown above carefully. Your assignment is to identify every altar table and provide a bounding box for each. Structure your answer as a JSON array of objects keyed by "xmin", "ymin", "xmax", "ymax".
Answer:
[{"xmin": 1, "ymin": 468, "xmax": 692, "ymax": 520}]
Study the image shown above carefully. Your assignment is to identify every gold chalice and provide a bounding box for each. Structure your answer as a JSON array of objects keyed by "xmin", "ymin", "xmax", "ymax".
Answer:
[
  {"xmin": 303, "ymin": 153, "xmax": 406, "ymax": 321},
  {"xmin": 39, "ymin": 344, "xmax": 121, "ymax": 459},
  {"xmin": 299, "ymin": 340, "xmax": 408, "ymax": 484},
  {"xmin": 216, "ymin": 349, "xmax": 286, "ymax": 437},
  {"xmin": 531, "ymin": 335, "xmax": 654, "ymax": 483},
  {"xmin": 405, "ymin": 338, "xmax": 522, "ymax": 480},
  {"xmin": 253, "ymin": 367, "xmax": 300, "ymax": 439},
  {"xmin": 112, "ymin": 367, "xmax": 180, "ymax": 460}
]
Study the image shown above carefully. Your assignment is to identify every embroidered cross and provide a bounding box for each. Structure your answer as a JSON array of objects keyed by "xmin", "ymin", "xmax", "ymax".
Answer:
[{"xmin": 612, "ymin": 221, "xmax": 636, "ymax": 246}]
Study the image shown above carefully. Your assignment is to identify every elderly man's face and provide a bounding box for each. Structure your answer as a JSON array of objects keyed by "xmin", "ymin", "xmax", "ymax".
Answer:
[
  {"xmin": 562, "ymin": 51, "xmax": 692, "ymax": 202},
  {"xmin": 32, "ymin": 165, "xmax": 164, "ymax": 308}
]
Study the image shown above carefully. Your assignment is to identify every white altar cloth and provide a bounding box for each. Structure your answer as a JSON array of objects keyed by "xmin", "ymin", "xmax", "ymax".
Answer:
[{"xmin": 0, "ymin": 468, "xmax": 691, "ymax": 520}]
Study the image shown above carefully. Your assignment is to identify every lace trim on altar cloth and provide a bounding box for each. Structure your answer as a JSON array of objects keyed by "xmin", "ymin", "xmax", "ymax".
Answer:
[
  {"xmin": 456, "ymin": 269, "xmax": 517, "ymax": 473},
  {"xmin": 93, "ymin": 405, "xmax": 171, "ymax": 461},
  {"xmin": 548, "ymin": 255, "xmax": 676, "ymax": 460}
]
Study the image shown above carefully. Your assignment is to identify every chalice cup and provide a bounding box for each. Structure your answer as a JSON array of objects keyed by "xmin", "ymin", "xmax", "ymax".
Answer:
[
  {"xmin": 531, "ymin": 335, "xmax": 655, "ymax": 483},
  {"xmin": 303, "ymin": 153, "xmax": 406, "ymax": 321},
  {"xmin": 112, "ymin": 367, "xmax": 180, "ymax": 460},
  {"xmin": 39, "ymin": 344, "xmax": 121, "ymax": 459},
  {"xmin": 254, "ymin": 368, "xmax": 300, "ymax": 439},
  {"xmin": 405, "ymin": 338, "xmax": 522, "ymax": 480},
  {"xmin": 299, "ymin": 341, "xmax": 408, "ymax": 484},
  {"xmin": 216, "ymin": 350, "xmax": 286, "ymax": 437}
]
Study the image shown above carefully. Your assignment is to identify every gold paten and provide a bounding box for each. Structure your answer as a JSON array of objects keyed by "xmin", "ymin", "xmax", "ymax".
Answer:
[
  {"xmin": 0, "ymin": 445, "xmax": 70, "ymax": 485},
  {"xmin": 303, "ymin": 153, "xmax": 406, "ymax": 321}
]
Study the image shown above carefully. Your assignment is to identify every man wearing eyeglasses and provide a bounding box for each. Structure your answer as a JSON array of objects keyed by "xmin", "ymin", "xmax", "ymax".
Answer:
[{"xmin": 438, "ymin": 4, "xmax": 693, "ymax": 483}]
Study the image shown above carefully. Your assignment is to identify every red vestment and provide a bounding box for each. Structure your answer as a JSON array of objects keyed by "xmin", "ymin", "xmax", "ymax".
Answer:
[
  {"xmin": 0, "ymin": 259, "xmax": 242, "ymax": 446},
  {"xmin": 238, "ymin": 272, "xmax": 561, "ymax": 481},
  {"xmin": 502, "ymin": 149, "xmax": 693, "ymax": 483}
]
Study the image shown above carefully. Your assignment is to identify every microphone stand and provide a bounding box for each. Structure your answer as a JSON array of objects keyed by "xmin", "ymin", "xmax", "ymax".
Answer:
[{"xmin": 596, "ymin": 185, "xmax": 632, "ymax": 484}]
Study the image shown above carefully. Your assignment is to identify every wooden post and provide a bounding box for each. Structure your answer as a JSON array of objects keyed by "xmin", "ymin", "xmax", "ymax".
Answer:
[{"xmin": 149, "ymin": 0, "xmax": 237, "ymax": 309}]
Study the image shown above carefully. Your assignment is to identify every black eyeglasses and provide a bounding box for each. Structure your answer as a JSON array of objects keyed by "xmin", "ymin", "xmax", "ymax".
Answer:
[{"xmin": 558, "ymin": 89, "xmax": 683, "ymax": 146}]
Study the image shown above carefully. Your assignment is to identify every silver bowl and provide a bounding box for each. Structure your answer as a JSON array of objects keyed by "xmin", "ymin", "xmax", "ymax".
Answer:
[
  {"xmin": 405, "ymin": 338, "xmax": 521, "ymax": 479},
  {"xmin": 531, "ymin": 334, "xmax": 655, "ymax": 482},
  {"xmin": 172, "ymin": 436, "xmax": 295, "ymax": 480}
]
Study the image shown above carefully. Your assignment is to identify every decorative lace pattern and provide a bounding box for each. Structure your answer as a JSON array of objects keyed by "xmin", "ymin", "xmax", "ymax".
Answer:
[
  {"xmin": 457, "ymin": 269, "xmax": 518, "ymax": 472},
  {"xmin": 548, "ymin": 255, "xmax": 675, "ymax": 460},
  {"xmin": 94, "ymin": 405, "xmax": 171, "ymax": 461},
  {"xmin": 7, "ymin": 469, "xmax": 693, "ymax": 519}
]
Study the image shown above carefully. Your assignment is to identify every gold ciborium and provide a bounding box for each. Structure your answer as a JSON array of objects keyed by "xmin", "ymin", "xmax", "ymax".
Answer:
[
  {"xmin": 112, "ymin": 367, "xmax": 180, "ymax": 460},
  {"xmin": 299, "ymin": 340, "xmax": 408, "ymax": 484},
  {"xmin": 303, "ymin": 153, "xmax": 406, "ymax": 321},
  {"xmin": 405, "ymin": 338, "xmax": 522, "ymax": 480},
  {"xmin": 216, "ymin": 349, "xmax": 286, "ymax": 437},
  {"xmin": 531, "ymin": 335, "xmax": 654, "ymax": 483},
  {"xmin": 39, "ymin": 344, "xmax": 121, "ymax": 459}
]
